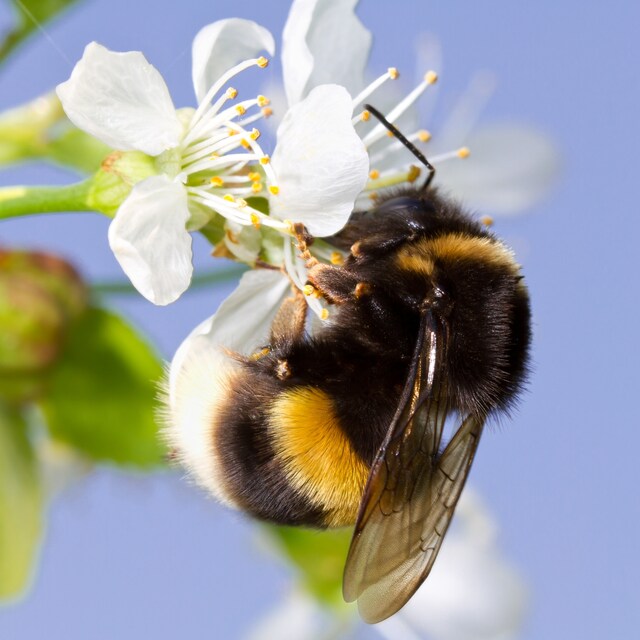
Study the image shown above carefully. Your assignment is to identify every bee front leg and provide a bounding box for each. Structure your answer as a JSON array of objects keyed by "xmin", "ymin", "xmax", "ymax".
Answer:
[{"xmin": 306, "ymin": 263, "xmax": 361, "ymax": 305}]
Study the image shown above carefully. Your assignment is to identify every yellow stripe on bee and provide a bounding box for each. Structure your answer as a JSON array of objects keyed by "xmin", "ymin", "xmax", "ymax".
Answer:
[
  {"xmin": 269, "ymin": 387, "xmax": 369, "ymax": 527},
  {"xmin": 396, "ymin": 233, "xmax": 518, "ymax": 276}
]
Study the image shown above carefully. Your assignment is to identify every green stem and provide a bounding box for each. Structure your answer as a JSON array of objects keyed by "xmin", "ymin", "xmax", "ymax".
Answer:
[
  {"xmin": 92, "ymin": 264, "xmax": 248, "ymax": 296},
  {"xmin": 0, "ymin": 180, "xmax": 96, "ymax": 219}
]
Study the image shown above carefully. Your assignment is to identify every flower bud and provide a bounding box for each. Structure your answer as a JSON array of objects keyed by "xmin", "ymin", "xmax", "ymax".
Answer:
[{"xmin": 0, "ymin": 250, "xmax": 87, "ymax": 402}]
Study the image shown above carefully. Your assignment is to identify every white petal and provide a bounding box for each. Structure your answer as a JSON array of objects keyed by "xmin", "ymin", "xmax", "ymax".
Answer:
[
  {"xmin": 108, "ymin": 176, "xmax": 193, "ymax": 305},
  {"xmin": 271, "ymin": 85, "xmax": 369, "ymax": 236},
  {"xmin": 56, "ymin": 43, "xmax": 182, "ymax": 156},
  {"xmin": 164, "ymin": 270, "xmax": 291, "ymax": 502},
  {"xmin": 282, "ymin": 0, "xmax": 372, "ymax": 105},
  {"xmin": 435, "ymin": 124, "xmax": 560, "ymax": 215},
  {"xmin": 191, "ymin": 19, "xmax": 275, "ymax": 104},
  {"xmin": 390, "ymin": 490, "xmax": 529, "ymax": 640}
]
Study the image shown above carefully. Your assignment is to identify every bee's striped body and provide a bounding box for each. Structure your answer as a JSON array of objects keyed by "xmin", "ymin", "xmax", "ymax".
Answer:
[{"xmin": 166, "ymin": 188, "xmax": 531, "ymax": 533}]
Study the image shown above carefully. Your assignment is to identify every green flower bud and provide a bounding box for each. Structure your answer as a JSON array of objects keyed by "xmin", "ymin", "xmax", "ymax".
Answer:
[{"xmin": 0, "ymin": 250, "xmax": 87, "ymax": 403}]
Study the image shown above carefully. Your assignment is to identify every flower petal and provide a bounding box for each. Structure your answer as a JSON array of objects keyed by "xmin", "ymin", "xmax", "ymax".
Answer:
[
  {"xmin": 191, "ymin": 19, "xmax": 275, "ymax": 104},
  {"xmin": 389, "ymin": 490, "xmax": 529, "ymax": 640},
  {"xmin": 270, "ymin": 85, "xmax": 369, "ymax": 236},
  {"xmin": 435, "ymin": 124, "xmax": 560, "ymax": 215},
  {"xmin": 57, "ymin": 43, "xmax": 182, "ymax": 156},
  {"xmin": 282, "ymin": 0, "xmax": 372, "ymax": 105},
  {"xmin": 164, "ymin": 270, "xmax": 291, "ymax": 502},
  {"xmin": 108, "ymin": 176, "xmax": 193, "ymax": 305}
]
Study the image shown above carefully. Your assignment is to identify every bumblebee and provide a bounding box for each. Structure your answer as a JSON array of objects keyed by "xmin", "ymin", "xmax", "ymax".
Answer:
[{"xmin": 165, "ymin": 106, "xmax": 531, "ymax": 623}]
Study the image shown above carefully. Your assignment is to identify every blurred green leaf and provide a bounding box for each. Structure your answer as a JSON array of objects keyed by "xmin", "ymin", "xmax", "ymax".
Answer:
[
  {"xmin": 268, "ymin": 525, "xmax": 353, "ymax": 611},
  {"xmin": 0, "ymin": 403, "xmax": 43, "ymax": 599},
  {"xmin": 40, "ymin": 307, "xmax": 165, "ymax": 466},
  {"xmin": 0, "ymin": 0, "xmax": 81, "ymax": 64}
]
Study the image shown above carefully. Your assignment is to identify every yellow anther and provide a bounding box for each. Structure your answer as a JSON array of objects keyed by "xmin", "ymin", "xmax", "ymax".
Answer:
[
  {"xmin": 257, "ymin": 95, "xmax": 270, "ymax": 107},
  {"xmin": 303, "ymin": 284, "xmax": 316, "ymax": 296},
  {"xmin": 361, "ymin": 110, "xmax": 371, "ymax": 121},
  {"xmin": 320, "ymin": 308, "xmax": 329, "ymax": 321},
  {"xmin": 235, "ymin": 104, "xmax": 246, "ymax": 116},
  {"xmin": 386, "ymin": 130, "xmax": 395, "ymax": 137},
  {"xmin": 251, "ymin": 182, "xmax": 263, "ymax": 193},
  {"xmin": 418, "ymin": 129, "xmax": 432, "ymax": 143},
  {"xmin": 250, "ymin": 213, "xmax": 261, "ymax": 229},
  {"xmin": 480, "ymin": 215, "xmax": 494, "ymax": 227},
  {"xmin": 240, "ymin": 138, "xmax": 251, "ymax": 149},
  {"xmin": 250, "ymin": 128, "xmax": 261, "ymax": 140},
  {"xmin": 425, "ymin": 70, "xmax": 438, "ymax": 85},
  {"xmin": 388, "ymin": 67, "xmax": 399, "ymax": 79},
  {"xmin": 260, "ymin": 155, "xmax": 270, "ymax": 165},
  {"xmin": 269, "ymin": 185, "xmax": 280, "ymax": 195},
  {"xmin": 369, "ymin": 169, "xmax": 380, "ymax": 180},
  {"xmin": 226, "ymin": 87, "xmax": 238, "ymax": 99},
  {"xmin": 223, "ymin": 194, "xmax": 235, "ymax": 203},
  {"xmin": 227, "ymin": 127, "xmax": 236, "ymax": 136},
  {"xmin": 457, "ymin": 146, "xmax": 471, "ymax": 159},
  {"xmin": 330, "ymin": 252, "xmax": 343, "ymax": 266},
  {"xmin": 407, "ymin": 165, "xmax": 421, "ymax": 183},
  {"xmin": 237, "ymin": 198, "xmax": 247, "ymax": 208},
  {"xmin": 210, "ymin": 176, "xmax": 225, "ymax": 187},
  {"xmin": 248, "ymin": 172, "xmax": 261, "ymax": 182},
  {"xmin": 261, "ymin": 106, "xmax": 273, "ymax": 117},
  {"xmin": 256, "ymin": 56, "xmax": 269, "ymax": 68},
  {"xmin": 368, "ymin": 192, "xmax": 378, "ymax": 201},
  {"xmin": 210, "ymin": 152, "xmax": 220, "ymax": 159}
]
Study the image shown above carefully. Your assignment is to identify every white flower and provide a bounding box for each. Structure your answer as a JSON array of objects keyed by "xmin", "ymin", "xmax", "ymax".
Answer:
[
  {"xmin": 280, "ymin": 0, "xmax": 558, "ymax": 216},
  {"xmin": 57, "ymin": 18, "xmax": 369, "ymax": 305}
]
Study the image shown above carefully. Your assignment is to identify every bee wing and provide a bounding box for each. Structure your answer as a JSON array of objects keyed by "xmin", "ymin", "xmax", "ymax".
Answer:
[{"xmin": 342, "ymin": 310, "xmax": 485, "ymax": 623}]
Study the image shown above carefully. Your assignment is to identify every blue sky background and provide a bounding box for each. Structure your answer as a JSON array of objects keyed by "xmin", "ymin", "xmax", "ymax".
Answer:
[{"xmin": 1, "ymin": 1, "xmax": 638, "ymax": 638}]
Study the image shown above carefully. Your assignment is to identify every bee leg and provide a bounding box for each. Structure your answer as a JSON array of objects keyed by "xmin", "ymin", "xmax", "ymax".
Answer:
[
  {"xmin": 270, "ymin": 287, "xmax": 307, "ymax": 346},
  {"xmin": 306, "ymin": 263, "xmax": 359, "ymax": 304}
]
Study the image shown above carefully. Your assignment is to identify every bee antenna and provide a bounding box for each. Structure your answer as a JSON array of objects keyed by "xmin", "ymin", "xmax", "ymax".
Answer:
[{"xmin": 364, "ymin": 103, "xmax": 436, "ymax": 190}]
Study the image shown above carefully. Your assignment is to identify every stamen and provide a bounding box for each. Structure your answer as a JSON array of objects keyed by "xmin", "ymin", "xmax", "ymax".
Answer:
[
  {"xmin": 250, "ymin": 213, "xmax": 261, "ymax": 229},
  {"xmin": 190, "ymin": 58, "xmax": 265, "ymax": 128},
  {"xmin": 256, "ymin": 56, "xmax": 269, "ymax": 68},
  {"xmin": 330, "ymin": 252, "xmax": 343, "ymax": 265},
  {"xmin": 235, "ymin": 105, "xmax": 246, "ymax": 116},
  {"xmin": 262, "ymin": 107, "xmax": 273, "ymax": 117},
  {"xmin": 251, "ymin": 182, "xmax": 263, "ymax": 193},
  {"xmin": 249, "ymin": 128, "xmax": 261, "ymax": 140},
  {"xmin": 320, "ymin": 309, "xmax": 329, "ymax": 321},
  {"xmin": 268, "ymin": 185, "xmax": 280, "ymax": 195},
  {"xmin": 369, "ymin": 169, "xmax": 380, "ymax": 180},
  {"xmin": 256, "ymin": 95, "xmax": 270, "ymax": 107},
  {"xmin": 248, "ymin": 172, "xmax": 261, "ymax": 182},
  {"xmin": 260, "ymin": 155, "xmax": 270, "ymax": 165},
  {"xmin": 303, "ymin": 284, "xmax": 316, "ymax": 296},
  {"xmin": 226, "ymin": 87, "xmax": 238, "ymax": 99},
  {"xmin": 429, "ymin": 147, "xmax": 471, "ymax": 163},
  {"xmin": 352, "ymin": 68, "xmax": 400, "ymax": 109},
  {"xmin": 223, "ymin": 194, "xmax": 235, "ymax": 203},
  {"xmin": 210, "ymin": 176, "xmax": 225, "ymax": 187},
  {"xmin": 417, "ymin": 129, "xmax": 431, "ymax": 142},
  {"xmin": 362, "ymin": 69, "xmax": 439, "ymax": 146}
]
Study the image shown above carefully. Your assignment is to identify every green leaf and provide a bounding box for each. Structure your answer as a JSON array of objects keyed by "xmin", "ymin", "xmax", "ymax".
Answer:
[
  {"xmin": 266, "ymin": 525, "xmax": 354, "ymax": 612},
  {"xmin": 40, "ymin": 307, "xmax": 165, "ymax": 466},
  {"xmin": 0, "ymin": 0, "xmax": 82, "ymax": 64},
  {"xmin": 0, "ymin": 403, "xmax": 44, "ymax": 599}
]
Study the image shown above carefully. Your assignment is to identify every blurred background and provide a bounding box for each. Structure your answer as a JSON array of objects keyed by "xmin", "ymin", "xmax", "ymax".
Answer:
[{"xmin": 0, "ymin": 1, "xmax": 638, "ymax": 638}]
